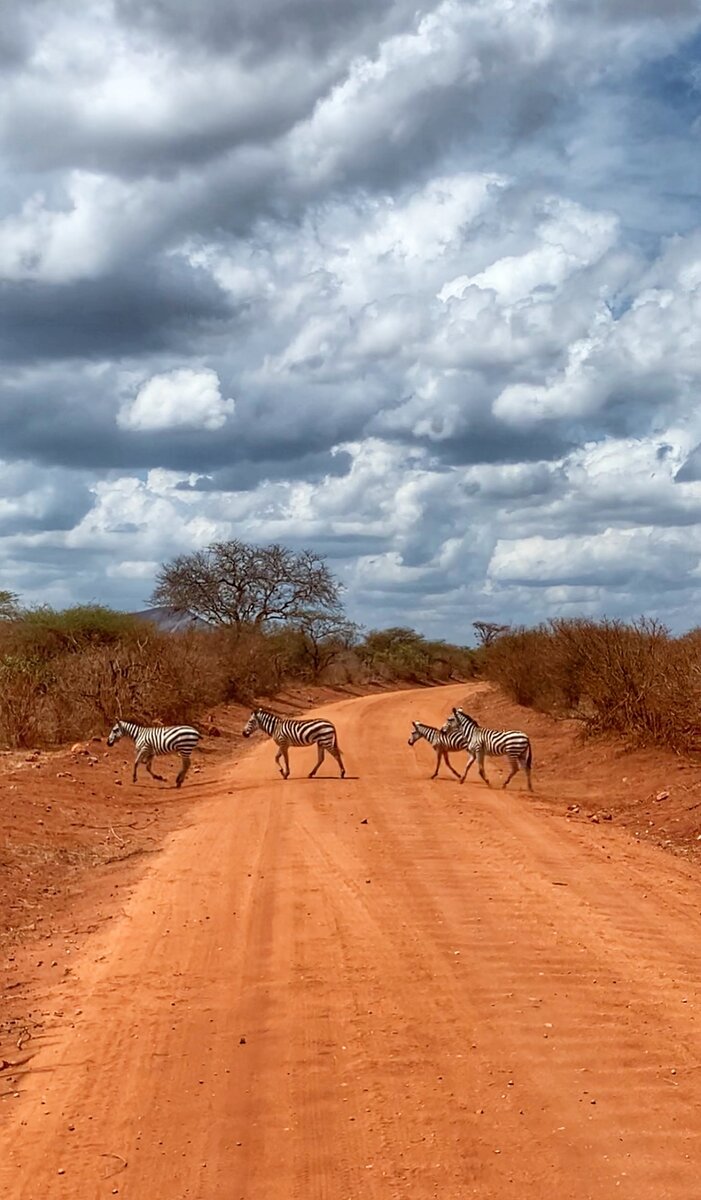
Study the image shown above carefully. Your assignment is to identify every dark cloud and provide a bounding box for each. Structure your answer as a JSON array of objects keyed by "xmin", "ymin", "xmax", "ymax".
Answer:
[
  {"xmin": 116, "ymin": 0, "xmax": 408, "ymax": 57},
  {"xmin": 179, "ymin": 449, "xmax": 353, "ymax": 492},
  {"xmin": 0, "ymin": 261, "xmax": 233, "ymax": 364},
  {"xmin": 563, "ymin": 0, "xmax": 700, "ymax": 21}
]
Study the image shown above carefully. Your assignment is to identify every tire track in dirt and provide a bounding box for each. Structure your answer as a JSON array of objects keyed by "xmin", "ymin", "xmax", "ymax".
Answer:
[{"xmin": 2, "ymin": 684, "xmax": 701, "ymax": 1198}]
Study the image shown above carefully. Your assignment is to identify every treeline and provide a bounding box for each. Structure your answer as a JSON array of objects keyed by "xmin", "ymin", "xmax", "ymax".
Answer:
[
  {"xmin": 0, "ymin": 574, "xmax": 474, "ymax": 747},
  {"xmin": 479, "ymin": 618, "xmax": 701, "ymax": 754}
]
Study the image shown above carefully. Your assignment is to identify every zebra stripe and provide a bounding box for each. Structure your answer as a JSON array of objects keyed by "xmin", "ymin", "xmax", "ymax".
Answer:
[
  {"xmin": 242, "ymin": 707, "xmax": 346, "ymax": 780},
  {"xmin": 408, "ymin": 720, "xmax": 472, "ymax": 780},
  {"xmin": 446, "ymin": 707, "xmax": 533, "ymax": 790},
  {"xmin": 107, "ymin": 719, "xmax": 201, "ymax": 788}
]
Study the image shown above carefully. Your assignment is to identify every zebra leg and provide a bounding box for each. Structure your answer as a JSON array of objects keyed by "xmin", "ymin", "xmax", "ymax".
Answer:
[
  {"xmin": 175, "ymin": 755, "xmax": 191, "ymax": 788},
  {"xmin": 274, "ymin": 746, "xmax": 287, "ymax": 778},
  {"xmin": 502, "ymin": 757, "xmax": 519, "ymax": 789},
  {"xmin": 144, "ymin": 754, "xmax": 165, "ymax": 782},
  {"xmin": 431, "ymin": 748, "xmax": 443, "ymax": 778},
  {"xmin": 523, "ymin": 758, "xmax": 533, "ymax": 792},
  {"xmin": 477, "ymin": 749, "xmax": 491, "ymax": 787},
  {"xmin": 460, "ymin": 753, "xmax": 476, "ymax": 785},
  {"xmin": 328, "ymin": 745, "xmax": 346, "ymax": 778},
  {"xmin": 444, "ymin": 753, "xmax": 462, "ymax": 779},
  {"xmin": 308, "ymin": 744, "xmax": 325, "ymax": 778},
  {"xmin": 133, "ymin": 747, "xmax": 149, "ymax": 784}
]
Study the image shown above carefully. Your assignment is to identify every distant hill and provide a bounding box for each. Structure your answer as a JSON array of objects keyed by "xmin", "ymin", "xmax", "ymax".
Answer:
[{"xmin": 129, "ymin": 606, "xmax": 212, "ymax": 633}]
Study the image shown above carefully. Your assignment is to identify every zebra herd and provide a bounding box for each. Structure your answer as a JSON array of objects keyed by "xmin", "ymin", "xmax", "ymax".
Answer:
[
  {"xmin": 106, "ymin": 703, "xmax": 532, "ymax": 791},
  {"xmin": 408, "ymin": 707, "xmax": 533, "ymax": 791}
]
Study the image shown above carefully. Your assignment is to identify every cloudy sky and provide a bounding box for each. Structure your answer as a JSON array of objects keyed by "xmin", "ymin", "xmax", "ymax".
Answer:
[{"xmin": 3, "ymin": 0, "xmax": 701, "ymax": 638}]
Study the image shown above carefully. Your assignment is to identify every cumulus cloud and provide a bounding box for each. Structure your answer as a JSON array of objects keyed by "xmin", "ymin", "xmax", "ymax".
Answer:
[
  {"xmin": 2, "ymin": 0, "xmax": 701, "ymax": 634},
  {"xmin": 117, "ymin": 368, "xmax": 235, "ymax": 432}
]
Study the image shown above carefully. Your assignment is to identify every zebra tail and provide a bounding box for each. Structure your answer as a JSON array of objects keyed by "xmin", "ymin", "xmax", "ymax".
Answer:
[{"xmin": 526, "ymin": 741, "xmax": 533, "ymax": 769}]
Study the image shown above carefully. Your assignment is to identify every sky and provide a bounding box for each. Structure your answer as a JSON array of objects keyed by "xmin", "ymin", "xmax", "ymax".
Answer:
[{"xmin": 3, "ymin": 0, "xmax": 701, "ymax": 640}]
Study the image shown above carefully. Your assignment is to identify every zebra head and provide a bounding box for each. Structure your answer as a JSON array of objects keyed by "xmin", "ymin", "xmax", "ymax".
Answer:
[
  {"xmin": 452, "ymin": 707, "xmax": 479, "ymax": 731},
  {"xmin": 408, "ymin": 722, "xmax": 423, "ymax": 746},
  {"xmin": 107, "ymin": 720, "xmax": 125, "ymax": 746},
  {"xmin": 441, "ymin": 713, "xmax": 461, "ymax": 733},
  {"xmin": 242, "ymin": 710, "xmax": 262, "ymax": 738}
]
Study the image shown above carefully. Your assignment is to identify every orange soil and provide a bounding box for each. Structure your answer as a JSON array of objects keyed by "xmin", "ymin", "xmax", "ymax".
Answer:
[{"xmin": 2, "ymin": 682, "xmax": 701, "ymax": 1198}]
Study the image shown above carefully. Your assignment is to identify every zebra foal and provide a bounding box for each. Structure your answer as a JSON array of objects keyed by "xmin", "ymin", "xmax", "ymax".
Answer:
[
  {"xmin": 107, "ymin": 719, "xmax": 201, "ymax": 787},
  {"xmin": 407, "ymin": 720, "xmax": 470, "ymax": 779},
  {"xmin": 444, "ymin": 707, "xmax": 533, "ymax": 791},
  {"xmin": 242, "ymin": 708, "xmax": 346, "ymax": 779}
]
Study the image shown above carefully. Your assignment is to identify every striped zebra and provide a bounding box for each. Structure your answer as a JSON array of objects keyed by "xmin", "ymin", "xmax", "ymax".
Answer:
[
  {"xmin": 107, "ymin": 719, "xmax": 201, "ymax": 788},
  {"xmin": 444, "ymin": 707, "xmax": 533, "ymax": 790},
  {"xmin": 242, "ymin": 708, "xmax": 345, "ymax": 779},
  {"xmin": 407, "ymin": 720, "xmax": 471, "ymax": 779}
]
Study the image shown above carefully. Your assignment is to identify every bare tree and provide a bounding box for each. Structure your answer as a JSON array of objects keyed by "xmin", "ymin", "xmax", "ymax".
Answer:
[
  {"xmin": 151, "ymin": 540, "xmax": 342, "ymax": 628},
  {"xmin": 473, "ymin": 620, "xmax": 510, "ymax": 647},
  {"xmin": 296, "ymin": 610, "xmax": 361, "ymax": 678}
]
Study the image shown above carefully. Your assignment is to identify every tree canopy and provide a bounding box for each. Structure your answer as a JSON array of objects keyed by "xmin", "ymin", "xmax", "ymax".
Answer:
[
  {"xmin": 151, "ymin": 540, "xmax": 342, "ymax": 628},
  {"xmin": 472, "ymin": 620, "xmax": 510, "ymax": 647}
]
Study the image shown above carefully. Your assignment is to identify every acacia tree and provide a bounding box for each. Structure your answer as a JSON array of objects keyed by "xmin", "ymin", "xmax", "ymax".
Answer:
[
  {"xmin": 472, "ymin": 620, "xmax": 510, "ymax": 647},
  {"xmin": 151, "ymin": 540, "xmax": 342, "ymax": 628}
]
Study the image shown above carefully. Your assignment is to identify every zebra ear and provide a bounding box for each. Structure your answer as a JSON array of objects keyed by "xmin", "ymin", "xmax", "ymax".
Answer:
[{"xmin": 411, "ymin": 720, "xmax": 418, "ymax": 727}]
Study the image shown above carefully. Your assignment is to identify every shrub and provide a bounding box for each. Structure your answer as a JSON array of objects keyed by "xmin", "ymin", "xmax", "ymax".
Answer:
[
  {"xmin": 360, "ymin": 627, "xmax": 475, "ymax": 683},
  {"xmin": 482, "ymin": 617, "xmax": 701, "ymax": 753},
  {"xmin": 0, "ymin": 604, "xmax": 474, "ymax": 747}
]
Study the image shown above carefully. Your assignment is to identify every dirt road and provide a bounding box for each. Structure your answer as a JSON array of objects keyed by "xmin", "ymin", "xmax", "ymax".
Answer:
[{"xmin": 3, "ymin": 684, "xmax": 701, "ymax": 1199}]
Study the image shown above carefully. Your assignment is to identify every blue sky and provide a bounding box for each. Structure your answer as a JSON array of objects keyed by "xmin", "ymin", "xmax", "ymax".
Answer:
[{"xmin": 2, "ymin": 0, "xmax": 701, "ymax": 637}]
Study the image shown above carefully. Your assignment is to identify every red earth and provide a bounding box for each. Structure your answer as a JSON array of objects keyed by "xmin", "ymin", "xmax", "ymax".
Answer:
[{"xmin": 2, "ymin": 681, "xmax": 701, "ymax": 1198}]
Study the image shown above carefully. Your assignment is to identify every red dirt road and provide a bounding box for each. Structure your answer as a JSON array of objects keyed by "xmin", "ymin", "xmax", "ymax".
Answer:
[{"xmin": 3, "ymin": 684, "xmax": 701, "ymax": 1198}]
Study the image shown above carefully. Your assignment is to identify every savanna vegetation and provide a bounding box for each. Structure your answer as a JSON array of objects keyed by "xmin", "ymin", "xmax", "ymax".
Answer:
[
  {"xmin": 2, "ymin": 554, "xmax": 699, "ymax": 756},
  {"xmin": 478, "ymin": 617, "xmax": 701, "ymax": 755},
  {"xmin": 0, "ymin": 543, "xmax": 475, "ymax": 748}
]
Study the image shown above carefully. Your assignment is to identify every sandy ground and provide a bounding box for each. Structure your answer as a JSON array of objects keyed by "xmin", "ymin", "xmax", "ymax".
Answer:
[{"xmin": 3, "ymin": 683, "xmax": 701, "ymax": 1198}]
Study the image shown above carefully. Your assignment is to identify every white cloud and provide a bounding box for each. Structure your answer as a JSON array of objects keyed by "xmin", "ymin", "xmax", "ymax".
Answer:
[
  {"xmin": 488, "ymin": 526, "xmax": 697, "ymax": 590},
  {"xmin": 117, "ymin": 368, "xmax": 235, "ymax": 432}
]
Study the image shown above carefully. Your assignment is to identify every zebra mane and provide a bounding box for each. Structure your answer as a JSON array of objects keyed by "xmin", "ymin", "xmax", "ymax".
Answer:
[{"xmin": 455, "ymin": 708, "xmax": 479, "ymax": 725}]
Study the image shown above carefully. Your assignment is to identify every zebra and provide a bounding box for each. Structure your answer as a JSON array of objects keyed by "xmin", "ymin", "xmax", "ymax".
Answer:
[
  {"xmin": 443, "ymin": 707, "xmax": 533, "ymax": 790},
  {"xmin": 242, "ymin": 708, "xmax": 345, "ymax": 780},
  {"xmin": 107, "ymin": 719, "xmax": 201, "ymax": 787},
  {"xmin": 407, "ymin": 720, "xmax": 472, "ymax": 779}
]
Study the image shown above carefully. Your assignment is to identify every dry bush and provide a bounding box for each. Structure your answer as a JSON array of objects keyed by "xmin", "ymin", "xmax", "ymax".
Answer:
[
  {"xmin": 49, "ymin": 631, "xmax": 231, "ymax": 737},
  {"xmin": 0, "ymin": 611, "xmax": 234, "ymax": 746},
  {"xmin": 222, "ymin": 625, "xmax": 302, "ymax": 702},
  {"xmin": 0, "ymin": 654, "xmax": 51, "ymax": 746},
  {"xmin": 482, "ymin": 617, "xmax": 701, "ymax": 753},
  {"xmin": 0, "ymin": 604, "xmax": 475, "ymax": 747}
]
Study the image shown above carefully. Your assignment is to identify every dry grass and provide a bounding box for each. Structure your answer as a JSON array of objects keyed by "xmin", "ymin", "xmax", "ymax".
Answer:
[{"xmin": 481, "ymin": 618, "xmax": 701, "ymax": 754}]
